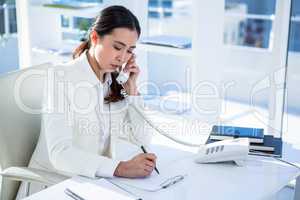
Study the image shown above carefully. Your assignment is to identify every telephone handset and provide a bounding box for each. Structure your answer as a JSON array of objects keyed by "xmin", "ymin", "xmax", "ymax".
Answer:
[{"xmin": 116, "ymin": 62, "xmax": 130, "ymax": 85}]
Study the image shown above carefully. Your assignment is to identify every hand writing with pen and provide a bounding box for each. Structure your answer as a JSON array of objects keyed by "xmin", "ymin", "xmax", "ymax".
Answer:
[{"xmin": 114, "ymin": 152, "xmax": 158, "ymax": 178}]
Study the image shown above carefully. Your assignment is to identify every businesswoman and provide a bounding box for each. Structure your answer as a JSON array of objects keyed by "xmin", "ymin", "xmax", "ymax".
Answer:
[{"xmin": 17, "ymin": 5, "xmax": 155, "ymax": 198}]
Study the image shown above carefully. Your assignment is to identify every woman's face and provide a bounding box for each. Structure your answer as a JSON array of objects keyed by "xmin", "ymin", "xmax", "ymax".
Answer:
[{"xmin": 91, "ymin": 27, "xmax": 139, "ymax": 73}]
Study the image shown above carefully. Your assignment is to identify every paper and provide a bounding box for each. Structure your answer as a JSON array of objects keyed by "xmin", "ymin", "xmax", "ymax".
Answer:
[
  {"xmin": 65, "ymin": 179, "xmax": 139, "ymax": 200},
  {"xmin": 114, "ymin": 139, "xmax": 195, "ymax": 168},
  {"xmin": 112, "ymin": 140, "xmax": 192, "ymax": 192}
]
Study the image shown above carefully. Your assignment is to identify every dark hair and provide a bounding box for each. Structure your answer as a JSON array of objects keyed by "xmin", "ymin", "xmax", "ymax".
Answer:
[{"xmin": 73, "ymin": 5, "xmax": 141, "ymax": 103}]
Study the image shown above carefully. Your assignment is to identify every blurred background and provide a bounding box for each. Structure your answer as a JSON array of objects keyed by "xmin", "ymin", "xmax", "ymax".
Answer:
[{"xmin": 0, "ymin": 2, "xmax": 299, "ymax": 197}]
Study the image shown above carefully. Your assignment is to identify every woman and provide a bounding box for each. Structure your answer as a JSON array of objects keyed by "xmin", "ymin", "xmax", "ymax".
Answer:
[{"xmin": 17, "ymin": 5, "xmax": 156, "ymax": 198}]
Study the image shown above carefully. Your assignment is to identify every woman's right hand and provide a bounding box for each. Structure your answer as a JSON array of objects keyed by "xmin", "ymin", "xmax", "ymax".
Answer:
[{"xmin": 114, "ymin": 153, "xmax": 157, "ymax": 178}]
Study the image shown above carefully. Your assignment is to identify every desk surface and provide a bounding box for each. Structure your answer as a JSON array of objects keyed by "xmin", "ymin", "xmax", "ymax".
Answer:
[{"xmin": 23, "ymin": 139, "xmax": 299, "ymax": 200}]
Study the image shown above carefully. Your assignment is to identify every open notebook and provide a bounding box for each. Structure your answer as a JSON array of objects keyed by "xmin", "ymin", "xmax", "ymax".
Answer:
[
  {"xmin": 64, "ymin": 141, "xmax": 193, "ymax": 200},
  {"xmin": 109, "ymin": 140, "xmax": 193, "ymax": 192},
  {"xmin": 108, "ymin": 171, "xmax": 187, "ymax": 192}
]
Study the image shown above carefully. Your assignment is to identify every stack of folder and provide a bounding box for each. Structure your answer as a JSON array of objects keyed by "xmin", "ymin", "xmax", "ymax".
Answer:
[{"xmin": 206, "ymin": 125, "xmax": 282, "ymax": 157}]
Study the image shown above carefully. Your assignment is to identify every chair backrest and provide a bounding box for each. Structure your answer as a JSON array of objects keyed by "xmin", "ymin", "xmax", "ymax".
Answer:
[{"xmin": 0, "ymin": 63, "xmax": 51, "ymax": 200}]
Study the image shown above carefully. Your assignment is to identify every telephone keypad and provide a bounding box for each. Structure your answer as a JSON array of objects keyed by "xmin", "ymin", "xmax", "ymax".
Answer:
[
  {"xmin": 220, "ymin": 145, "xmax": 224, "ymax": 151},
  {"xmin": 210, "ymin": 147, "xmax": 215, "ymax": 154},
  {"xmin": 206, "ymin": 148, "xmax": 209, "ymax": 155},
  {"xmin": 206, "ymin": 145, "xmax": 226, "ymax": 155}
]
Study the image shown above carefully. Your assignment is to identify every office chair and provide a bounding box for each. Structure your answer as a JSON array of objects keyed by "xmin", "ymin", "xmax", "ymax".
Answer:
[{"xmin": 0, "ymin": 63, "xmax": 68, "ymax": 200}]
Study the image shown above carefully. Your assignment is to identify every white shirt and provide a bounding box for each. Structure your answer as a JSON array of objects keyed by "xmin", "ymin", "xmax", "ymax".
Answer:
[
  {"xmin": 39, "ymin": 51, "xmax": 152, "ymax": 178},
  {"xmin": 94, "ymin": 73, "xmax": 112, "ymax": 156}
]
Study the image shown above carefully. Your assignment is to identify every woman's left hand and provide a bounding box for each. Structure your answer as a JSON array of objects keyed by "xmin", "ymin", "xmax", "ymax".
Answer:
[{"xmin": 122, "ymin": 54, "xmax": 140, "ymax": 96}]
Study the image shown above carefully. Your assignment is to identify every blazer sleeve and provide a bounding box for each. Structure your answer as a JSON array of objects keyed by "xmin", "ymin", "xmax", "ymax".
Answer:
[
  {"xmin": 42, "ymin": 81, "xmax": 119, "ymax": 179},
  {"xmin": 122, "ymin": 95, "xmax": 153, "ymax": 147}
]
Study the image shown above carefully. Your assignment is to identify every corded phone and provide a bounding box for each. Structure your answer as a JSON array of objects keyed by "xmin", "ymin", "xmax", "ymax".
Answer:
[
  {"xmin": 116, "ymin": 62, "xmax": 130, "ymax": 85},
  {"xmin": 194, "ymin": 138, "xmax": 249, "ymax": 166},
  {"xmin": 115, "ymin": 61, "xmax": 250, "ymax": 166},
  {"xmin": 127, "ymin": 101, "xmax": 250, "ymax": 165}
]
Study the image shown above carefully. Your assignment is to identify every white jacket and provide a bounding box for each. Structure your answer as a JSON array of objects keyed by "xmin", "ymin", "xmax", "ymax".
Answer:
[
  {"xmin": 16, "ymin": 52, "xmax": 153, "ymax": 199},
  {"xmin": 43, "ymin": 52, "xmax": 152, "ymax": 178}
]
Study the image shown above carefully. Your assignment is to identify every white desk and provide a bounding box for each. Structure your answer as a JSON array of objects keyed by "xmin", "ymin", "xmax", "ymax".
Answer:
[
  {"xmin": 23, "ymin": 140, "xmax": 299, "ymax": 200},
  {"xmin": 22, "ymin": 100, "xmax": 300, "ymax": 200}
]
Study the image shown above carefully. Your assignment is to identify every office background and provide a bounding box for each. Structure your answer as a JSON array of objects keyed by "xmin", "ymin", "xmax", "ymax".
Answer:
[{"xmin": 0, "ymin": 0, "xmax": 299, "ymax": 198}]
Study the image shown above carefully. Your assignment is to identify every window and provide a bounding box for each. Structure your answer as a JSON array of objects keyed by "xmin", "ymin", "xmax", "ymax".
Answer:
[
  {"xmin": 224, "ymin": 0, "xmax": 276, "ymax": 49},
  {"xmin": 0, "ymin": 0, "xmax": 18, "ymax": 75},
  {"xmin": 147, "ymin": 0, "xmax": 192, "ymax": 37},
  {"xmin": 73, "ymin": 17, "xmax": 93, "ymax": 31},
  {"xmin": 282, "ymin": 0, "xmax": 300, "ymax": 153},
  {"xmin": 55, "ymin": 0, "xmax": 100, "ymax": 42},
  {"xmin": 0, "ymin": 0, "xmax": 17, "ymax": 35},
  {"xmin": 146, "ymin": 0, "xmax": 192, "ymax": 96},
  {"xmin": 61, "ymin": 15, "xmax": 70, "ymax": 28},
  {"xmin": 60, "ymin": 16, "xmax": 93, "ymax": 42},
  {"xmin": 289, "ymin": 0, "xmax": 300, "ymax": 52},
  {"xmin": 0, "ymin": 7, "xmax": 4, "ymax": 34},
  {"xmin": 148, "ymin": 0, "xmax": 173, "ymax": 18},
  {"xmin": 8, "ymin": 3, "xmax": 16, "ymax": 33}
]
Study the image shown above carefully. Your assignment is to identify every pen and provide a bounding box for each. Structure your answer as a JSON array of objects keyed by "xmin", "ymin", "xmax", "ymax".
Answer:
[
  {"xmin": 140, "ymin": 145, "xmax": 160, "ymax": 175},
  {"xmin": 64, "ymin": 188, "xmax": 84, "ymax": 200}
]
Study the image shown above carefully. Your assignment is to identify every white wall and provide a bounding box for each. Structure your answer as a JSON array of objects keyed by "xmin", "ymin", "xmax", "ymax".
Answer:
[
  {"xmin": 191, "ymin": 0, "xmax": 225, "ymax": 124},
  {"xmin": 16, "ymin": 0, "xmax": 62, "ymax": 68},
  {"xmin": 189, "ymin": 0, "xmax": 293, "ymax": 137}
]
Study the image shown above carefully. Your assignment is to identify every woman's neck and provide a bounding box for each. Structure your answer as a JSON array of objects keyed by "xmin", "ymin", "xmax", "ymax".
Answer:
[{"xmin": 86, "ymin": 49, "xmax": 105, "ymax": 83}]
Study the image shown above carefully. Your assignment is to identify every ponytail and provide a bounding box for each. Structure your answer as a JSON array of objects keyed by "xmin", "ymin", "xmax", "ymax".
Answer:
[
  {"xmin": 104, "ymin": 72, "xmax": 125, "ymax": 103},
  {"xmin": 72, "ymin": 40, "xmax": 90, "ymax": 59}
]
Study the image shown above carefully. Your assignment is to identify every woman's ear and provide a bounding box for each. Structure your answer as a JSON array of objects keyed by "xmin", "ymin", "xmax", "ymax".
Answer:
[{"xmin": 90, "ymin": 30, "xmax": 100, "ymax": 47}]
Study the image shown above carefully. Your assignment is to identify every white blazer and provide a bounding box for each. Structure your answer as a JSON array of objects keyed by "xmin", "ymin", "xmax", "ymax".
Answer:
[
  {"xmin": 39, "ymin": 52, "xmax": 152, "ymax": 177},
  {"xmin": 16, "ymin": 52, "xmax": 152, "ymax": 199}
]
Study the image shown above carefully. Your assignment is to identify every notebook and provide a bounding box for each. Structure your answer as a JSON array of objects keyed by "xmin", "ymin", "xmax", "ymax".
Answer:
[
  {"xmin": 210, "ymin": 125, "xmax": 264, "ymax": 143},
  {"xmin": 111, "ymin": 140, "xmax": 191, "ymax": 192},
  {"xmin": 207, "ymin": 135, "xmax": 283, "ymax": 157},
  {"xmin": 249, "ymin": 136, "xmax": 283, "ymax": 157},
  {"xmin": 249, "ymin": 135, "xmax": 275, "ymax": 152},
  {"xmin": 206, "ymin": 135, "xmax": 274, "ymax": 151}
]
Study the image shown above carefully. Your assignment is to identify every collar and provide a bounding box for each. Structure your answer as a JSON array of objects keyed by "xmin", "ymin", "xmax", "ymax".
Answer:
[{"xmin": 104, "ymin": 72, "xmax": 112, "ymax": 87}]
